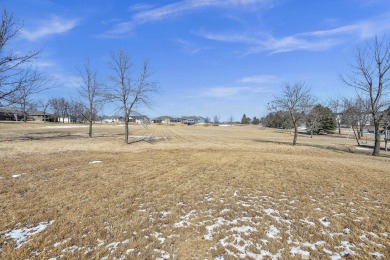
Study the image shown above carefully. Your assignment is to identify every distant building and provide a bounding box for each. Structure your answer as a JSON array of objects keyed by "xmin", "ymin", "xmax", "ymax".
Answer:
[
  {"xmin": 152, "ymin": 115, "xmax": 205, "ymax": 125},
  {"xmin": 101, "ymin": 116, "xmax": 124, "ymax": 123},
  {"xmin": 129, "ymin": 115, "xmax": 150, "ymax": 124},
  {"xmin": 0, "ymin": 107, "xmax": 23, "ymax": 121},
  {"xmin": 57, "ymin": 115, "xmax": 77, "ymax": 123},
  {"xmin": 153, "ymin": 116, "xmax": 173, "ymax": 124},
  {"xmin": 181, "ymin": 116, "xmax": 205, "ymax": 125},
  {"xmin": 28, "ymin": 112, "xmax": 56, "ymax": 122}
]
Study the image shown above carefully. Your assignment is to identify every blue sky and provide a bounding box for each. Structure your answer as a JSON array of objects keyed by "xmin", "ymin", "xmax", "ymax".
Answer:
[{"xmin": 5, "ymin": 0, "xmax": 390, "ymax": 121}]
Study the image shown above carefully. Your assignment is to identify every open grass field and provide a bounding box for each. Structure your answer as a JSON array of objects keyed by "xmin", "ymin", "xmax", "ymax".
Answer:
[{"xmin": 0, "ymin": 122, "xmax": 389, "ymax": 259}]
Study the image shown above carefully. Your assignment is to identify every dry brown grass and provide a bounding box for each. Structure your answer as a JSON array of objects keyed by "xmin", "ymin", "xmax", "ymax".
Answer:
[{"xmin": 0, "ymin": 122, "xmax": 389, "ymax": 259}]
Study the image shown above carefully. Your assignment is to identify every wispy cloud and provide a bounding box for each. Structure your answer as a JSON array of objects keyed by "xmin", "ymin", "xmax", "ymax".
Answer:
[
  {"xmin": 174, "ymin": 37, "xmax": 210, "ymax": 54},
  {"xmin": 52, "ymin": 73, "xmax": 83, "ymax": 89},
  {"xmin": 128, "ymin": 3, "xmax": 155, "ymax": 12},
  {"xmin": 196, "ymin": 86, "xmax": 270, "ymax": 98},
  {"xmin": 22, "ymin": 16, "xmax": 79, "ymax": 41},
  {"xmin": 238, "ymin": 74, "xmax": 283, "ymax": 84},
  {"xmin": 102, "ymin": 0, "xmax": 271, "ymax": 37},
  {"xmin": 196, "ymin": 12, "xmax": 390, "ymax": 54}
]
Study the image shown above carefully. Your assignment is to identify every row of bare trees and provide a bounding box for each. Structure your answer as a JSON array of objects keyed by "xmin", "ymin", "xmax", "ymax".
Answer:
[
  {"xmin": 268, "ymin": 37, "xmax": 390, "ymax": 156},
  {"xmin": 0, "ymin": 7, "xmax": 158, "ymax": 143},
  {"xmin": 44, "ymin": 51, "xmax": 158, "ymax": 143}
]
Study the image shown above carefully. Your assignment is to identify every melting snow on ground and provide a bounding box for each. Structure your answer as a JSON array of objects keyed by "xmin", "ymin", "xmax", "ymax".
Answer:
[
  {"xmin": 12, "ymin": 173, "xmax": 26, "ymax": 178},
  {"xmin": 266, "ymin": 225, "xmax": 279, "ymax": 238},
  {"xmin": 319, "ymin": 217, "xmax": 331, "ymax": 227},
  {"xmin": 4, "ymin": 188, "xmax": 387, "ymax": 258},
  {"xmin": 89, "ymin": 160, "xmax": 102, "ymax": 164},
  {"xmin": 43, "ymin": 126, "xmax": 88, "ymax": 129},
  {"xmin": 290, "ymin": 247, "xmax": 310, "ymax": 259},
  {"xmin": 2, "ymin": 221, "xmax": 54, "ymax": 248}
]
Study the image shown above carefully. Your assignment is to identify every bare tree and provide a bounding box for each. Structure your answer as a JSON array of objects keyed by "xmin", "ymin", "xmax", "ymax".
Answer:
[
  {"xmin": 106, "ymin": 50, "xmax": 157, "ymax": 144},
  {"xmin": 77, "ymin": 59, "xmax": 103, "ymax": 137},
  {"xmin": 11, "ymin": 68, "xmax": 49, "ymax": 121},
  {"xmin": 328, "ymin": 97, "xmax": 343, "ymax": 134},
  {"xmin": 49, "ymin": 97, "xmax": 69, "ymax": 123},
  {"xmin": 354, "ymin": 96, "xmax": 371, "ymax": 138},
  {"xmin": 213, "ymin": 115, "xmax": 220, "ymax": 125},
  {"xmin": 229, "ymin": 115, "xmax": 234, "ymax": 125},
  {"xmin": 342, "ymin": 99, "xmax": 363, "ymax": 145},
  {"xmin": 306, "ymin": 105, "xmax": 323, "ymax": 138},
  {"xmin": 342, "ymin": 36, "xmax": 390, "ymax": 156},
  {"xmin": 37, "ymin": 99, "xmax": 50, "ymax": 122},
  {"xmin": 269, "ymin": 82, "xmax": 314, "ymax": 145},
  {"xmin": 67, "ymin": 99, "xmax": 84, "ymax": 123},
  {"xmin": 0, "ymin": 8, "xmax": 40, "ymax": 105},
  {"xmin": 204, "ymin": 116, "xmax": 210, "ymax": 126}
]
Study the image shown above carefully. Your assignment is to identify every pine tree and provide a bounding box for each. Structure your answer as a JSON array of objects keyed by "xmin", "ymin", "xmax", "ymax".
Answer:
[
  {"xmin": 309, "ymin": 105, "xmax": 337, "ymax": 133},
  {"xmin": 241, "ymin": 114, "xmax": 247, "ymax": 124}
]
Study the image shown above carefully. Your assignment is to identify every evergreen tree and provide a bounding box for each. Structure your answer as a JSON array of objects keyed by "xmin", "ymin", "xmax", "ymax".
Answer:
[
  {"xmin": 262, "ymin": 111, "xmax": 293, "ymax": 129},
  {"xmin": 241, "ymin": 114, "xmax": 247, "ymax": 124},
  {"xmin": 308, "ymin": 105, "xmax": 337, "ymax": 133}
]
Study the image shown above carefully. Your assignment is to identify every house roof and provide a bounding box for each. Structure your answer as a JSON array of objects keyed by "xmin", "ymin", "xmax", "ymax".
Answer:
[
  {"xmin": 181, "ymin": 116, "xmax": 205, "ymax": 120},
  {"xmin": 28, "ymin": 112, "xmax": 53, "ymax": 116},
  {"xmin": 0, "ymin": 107, "xmax": 22, "ymax": 114},
  {"xmin": 130, "ymin": 115, "xmax": 149, "ymax": 119},
  {"xmin": 154, "ymin": 116, "xmax": 173, "ymax": 120},
  {"xmin": 102, "ymin": 116, "xmax": 123, "ymax": 120}
]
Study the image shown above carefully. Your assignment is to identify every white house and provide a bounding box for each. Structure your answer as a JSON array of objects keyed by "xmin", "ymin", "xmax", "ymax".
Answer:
[{"xmin": 101, "ymin": 116, "xmax": 124, "ymax": 123}]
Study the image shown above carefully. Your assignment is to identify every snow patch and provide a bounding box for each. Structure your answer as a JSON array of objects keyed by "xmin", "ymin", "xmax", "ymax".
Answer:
[
  {"xmin": 300, "ymin": 218, "xmax": 315, "ymax": 226},
  {"xmin": 290, "ymin": 247, "xmax": 310, "ymax": 259},
  {"xmin": 3, "ymin": 221, "xmax": 54, "ymax": 248},
  {"xmin": 153, "ymin": 232, "xmax": 166, "ymax": 243},
  {"xmin": 89, "ymin": 160, "xmax": 102, "ymax": 164},
  {"xmin": 44, "ymin": 126, "xmax": 88, "ymax": 129},
  {"xmin": 173, "ymin": 210, "xmax": 196, "ymax": 228},
  {"xmin": 12, "ymin": 173, "xmax": 26, "ymax": 178},
  {"xmin": 62, "ymin": 245, "xmax": 79, "ymax": 253},
  {"xmin": 319, "ymin": 217, "xmax": 331, "ymax": 227},
  {"xmin": 334, "ymin": 241, "xmax": 356, "ymax": 256},
  {"xmin": 53, "ymin": 238, "xmax": 70, "ymax": 248},
  {"xmin": 371, "ymin": 252, "xmax": 384, "ymax": 259},
  {"xmin": 230, "ymin": 226, "xmax": 257, "ymax": 234},
  {"xmin": 154, "ymin": 249, "xmax": 170, "ymax": 260},
  {"xmin": 266, "ymin": 225, "xmax": 279, "ymax": 238},
  {"xmin": 356, "ymin": 146, "xmax": 373, "ymax": 151}
]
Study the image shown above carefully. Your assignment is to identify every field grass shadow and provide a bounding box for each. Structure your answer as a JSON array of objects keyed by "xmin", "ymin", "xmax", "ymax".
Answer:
[{"xmin": 252, "ymin": 138, "xmax": 390, "ymax": 158}]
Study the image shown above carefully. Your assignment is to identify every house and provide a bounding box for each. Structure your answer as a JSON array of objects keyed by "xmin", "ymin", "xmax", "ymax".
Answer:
[
  {"xmin": 153, "ymin": 116, "xmax": 173, "ymax": 124},
  {"xmin": 57, "ymin": 115, "xmax": 77, "ymax": 123},
  {"xmin": 170, "ymin": 117, "xmax": 182, "ymax": 123},
  {"xmin": 28, "ymin": 112, "xmax": 56, "ymax": 122},
  {"xmin": 0, "ymin": 107, "xmax": 23, "ymax": 121},
  {"xmin": 129, "ymin": 115, "xmax": 150, "ymax": 124},
  {"xmin": 101, "ymin": 116, "xmax": 124, "ymax": 123},
  {"xmin": 181, "ymin": 116, "xmax": 205, "ymax": 125}
]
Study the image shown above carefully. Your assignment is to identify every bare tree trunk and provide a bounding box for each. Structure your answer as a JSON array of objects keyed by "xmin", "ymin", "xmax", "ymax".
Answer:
[
  {"xmin": 352, "ymin": 126, "xmax": 360, "ymax": 146},
  {"xmin": 293, "ymin": 126, "xmax": 298, "ymax": 145},
  {"xmin": 338, "ymin": 123, "xmax": 341, "ymax": 134},
  {"xmin": 23, "ymin": 111, "xmax": 27, "ymax": 122},
  {"xmin": 125, "ymin": 120, "xmax": 129, "ymax": 144},
  {"xmin": 89, "ymin": 120, "xmax": 93, "ymax": 138},
  {"xmin": 310, "ymin": 125, "xmax": 313, "ymax": 138},
  {"xmin": 88, "ymin": 103, "xmax": 93, "ymax": 138},
  {"xmin": 373, "ymin": 122, "xmax": 381, "ymax": 156}
]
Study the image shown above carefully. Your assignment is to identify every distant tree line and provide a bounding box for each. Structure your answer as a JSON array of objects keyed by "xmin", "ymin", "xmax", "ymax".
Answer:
[{"xmin": 240, "ymin": 114, "xmax": 260, "ymax": 125}]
